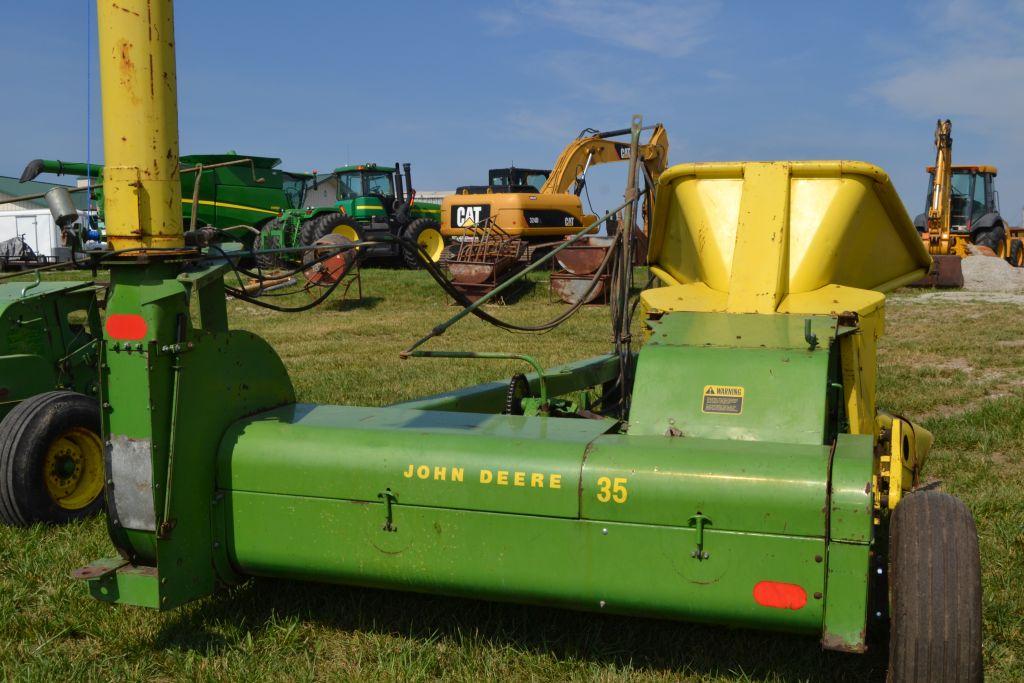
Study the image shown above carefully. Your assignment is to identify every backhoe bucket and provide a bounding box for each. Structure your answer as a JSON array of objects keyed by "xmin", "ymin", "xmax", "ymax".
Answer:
[{"xmin": 910, "ymin": 253, "xmax": 964, "ymax": 288}]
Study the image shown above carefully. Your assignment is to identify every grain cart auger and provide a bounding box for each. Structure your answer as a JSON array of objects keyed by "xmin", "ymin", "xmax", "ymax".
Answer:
[{"xmin": 61, "ymin": 3, "xmax": 981, "ymax": 681}]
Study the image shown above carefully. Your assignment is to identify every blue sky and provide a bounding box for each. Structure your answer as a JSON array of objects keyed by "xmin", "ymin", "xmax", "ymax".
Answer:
[{"xmin": 2, "ymin": 1, "xmax": 1023, "ymax": 221}]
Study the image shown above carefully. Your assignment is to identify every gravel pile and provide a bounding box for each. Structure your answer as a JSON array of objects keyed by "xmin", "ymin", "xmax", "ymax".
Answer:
[{"xmin": 961, "ymin": 255, "xmax": 1024, "ymax": 293}]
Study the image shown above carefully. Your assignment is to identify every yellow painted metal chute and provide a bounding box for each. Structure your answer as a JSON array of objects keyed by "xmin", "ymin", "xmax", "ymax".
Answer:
[{"xmin": 641, "ymin": 159, "xmax": 932, "ymax": 450}]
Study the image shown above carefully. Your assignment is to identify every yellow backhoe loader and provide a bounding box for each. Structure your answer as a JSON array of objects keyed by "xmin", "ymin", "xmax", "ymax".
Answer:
[
  {"xmin": 913, "ymin": 119, "xmax": 1023, "ymax": 286},
  {"xmin": 441, "ymin": 124, "xmax": 669, "ymax": 242}
]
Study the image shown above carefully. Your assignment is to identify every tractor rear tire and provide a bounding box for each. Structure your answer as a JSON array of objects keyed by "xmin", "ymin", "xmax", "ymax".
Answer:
[
  {"xmin": 888, "ymin": 490, "xmax": 982, "ymax": 683},
  {"xmin": 301, "ymin": 212, "xmax": 364, "ymax": 247},
  {"xmin": 255, "ymin": 218, "xmax": 285, "ymax": 270},
  {"xmin": 402, "ymin": 218, "xmax": 445, "ymax": 269},
  {"xmin": 0, "ymin": 391, "xmax": 104, "ymax": 526},
  {"xmin": 1006, "ymin": 239, "xmax": 1023, "ymax": 268}
]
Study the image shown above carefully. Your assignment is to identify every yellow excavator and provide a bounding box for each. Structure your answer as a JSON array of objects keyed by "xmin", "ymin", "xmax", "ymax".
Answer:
[
  {"xmin": 441, "ymin": 124, "xmax": 669, "ymax": 242},
  {"xmin": 913, "ymin": 119, "xmax": 1022, "ymax": 286}
]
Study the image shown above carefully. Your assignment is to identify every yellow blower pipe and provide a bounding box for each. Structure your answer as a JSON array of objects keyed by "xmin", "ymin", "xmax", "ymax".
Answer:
[{"xmin": 96, "ymin": 0, "xmax": 183, "ymax": 250}]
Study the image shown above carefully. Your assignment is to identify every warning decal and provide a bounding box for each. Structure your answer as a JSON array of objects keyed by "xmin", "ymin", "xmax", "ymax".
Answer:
[{"xmin": 702, "ymin": 385, "xmax": 744, "ymax": 415}]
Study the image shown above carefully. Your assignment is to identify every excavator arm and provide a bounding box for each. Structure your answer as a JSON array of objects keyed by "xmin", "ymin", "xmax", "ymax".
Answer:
[{"xmin": 539, "ymin": 124, "xmax": 669, "ymax": 195}]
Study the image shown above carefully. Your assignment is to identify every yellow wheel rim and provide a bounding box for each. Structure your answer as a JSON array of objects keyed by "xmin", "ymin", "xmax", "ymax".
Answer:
[
  {"xmin": 331, "ymin": 224, "xmax": 360, "ymax": 242},
  {"xmin": 43, "ymin": 427, "xmax": 104, "ymax": 510},
  {"xmin": 417, "ymin": 227, "xmax": 445, "ymax": 262}
]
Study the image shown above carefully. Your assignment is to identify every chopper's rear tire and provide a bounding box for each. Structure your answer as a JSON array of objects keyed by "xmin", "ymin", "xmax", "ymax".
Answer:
[
  {"xmin": 401, "ymin": 218, "xmax": 445, "ymax": 269},
  {"xmin": 301, "ymin": 212, "xmax": 364, "ymax": 247},
  {"xmin": 0, "ymin": 391, "xmax": 104, "ymax": 527},
  {"xmin": 888, "ymin": 489, "xmax": 982, "ymax": 683}
]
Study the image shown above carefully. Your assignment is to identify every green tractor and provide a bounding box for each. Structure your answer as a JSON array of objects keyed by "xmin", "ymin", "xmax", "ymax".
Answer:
[{"xmin": 257, "ymin": 163, "xmax": 443, "ymax": 269}]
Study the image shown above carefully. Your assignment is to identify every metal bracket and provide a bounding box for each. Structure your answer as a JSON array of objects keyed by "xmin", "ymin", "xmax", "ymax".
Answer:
[
  {"xmin": 378, "ymin": 488, "xmax": 398, "ymax": 532},
  {"xmin": 688, "ymin": 513, "xmax": 712, "ymax": 560}
]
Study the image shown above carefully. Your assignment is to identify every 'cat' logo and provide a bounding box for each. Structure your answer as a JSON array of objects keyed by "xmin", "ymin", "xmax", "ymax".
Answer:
[{"xmin": 455, "ymin": 205, "xmax": 486, "ymax": 227}]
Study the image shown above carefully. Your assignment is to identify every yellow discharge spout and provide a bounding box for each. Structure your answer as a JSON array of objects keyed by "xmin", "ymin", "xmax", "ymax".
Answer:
[
  {"xmin": 97, "ymin": 0, "xmax": 183, "ymax": 251},
  {"xmin": 643, "ymin": 161, "xmax": 932, "ymax": 316}
]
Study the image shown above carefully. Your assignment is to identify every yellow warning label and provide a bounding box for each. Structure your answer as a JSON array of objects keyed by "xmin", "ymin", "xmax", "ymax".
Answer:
[{"xmin": 702, "ymin": 385, "xmax": 744, "ymax": 414}]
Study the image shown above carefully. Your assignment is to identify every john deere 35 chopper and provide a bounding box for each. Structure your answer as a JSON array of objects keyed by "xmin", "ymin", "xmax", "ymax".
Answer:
[
  {"xmin": 28, "ymin": 3, "xmax": 982, "ymax": 681},
  {"xmin": 258, "ymin": 162, "xmax": 443, "ymax": 269}
]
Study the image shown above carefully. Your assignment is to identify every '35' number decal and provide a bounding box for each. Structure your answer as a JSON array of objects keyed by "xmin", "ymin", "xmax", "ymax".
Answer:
[{"xmin": 596, "ymin": 476, "xmax": 628, "ymax": 504}]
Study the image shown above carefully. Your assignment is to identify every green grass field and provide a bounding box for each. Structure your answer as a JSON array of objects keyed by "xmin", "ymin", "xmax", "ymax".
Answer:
[{"xmin": 1, "ymin": 268, "xmax": 1021, "ymax": 681}]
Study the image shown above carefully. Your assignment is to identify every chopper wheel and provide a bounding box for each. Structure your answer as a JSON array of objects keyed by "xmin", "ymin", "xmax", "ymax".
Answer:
[
  {"xmin": 302, "ymin": 233, "xmax": 357, "ymax": 288},
  {"xmin": 503, "ymin": 374, "xmax": 530, "ymax": 415},
  {"xmin": 0, "ymin": 391, "xmax": 104, "ymax": 526},
  {"xmin": 402, "ymin": 218, "xmax": 445, "ymax": 269},
  {"xmin": 887, "ymin": 489, "xmax": 982, "ymax": 682}
]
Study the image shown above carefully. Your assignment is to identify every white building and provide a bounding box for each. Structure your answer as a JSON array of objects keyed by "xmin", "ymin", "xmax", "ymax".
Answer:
[{"xmin": 0, "ymin": 176, "xmax": 90, "ymax": 259}]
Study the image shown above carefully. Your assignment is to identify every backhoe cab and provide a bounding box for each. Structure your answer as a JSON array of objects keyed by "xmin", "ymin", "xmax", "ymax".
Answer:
[{"xmin": 914, "ymin": 165, "xmax": 1006, "ymax": 254}]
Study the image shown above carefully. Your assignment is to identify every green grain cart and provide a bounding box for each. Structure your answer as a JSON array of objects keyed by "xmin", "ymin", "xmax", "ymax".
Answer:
[
  {"xmin": 257, "ymin": 162, "xmax": 443, "ymax": 269},
  {"xmin": 20, "ymin": 154, "xmax": 313, "ymax": 246}
]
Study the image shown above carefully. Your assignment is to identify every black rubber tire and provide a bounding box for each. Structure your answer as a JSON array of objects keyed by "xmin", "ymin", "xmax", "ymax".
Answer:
[
  {"xmin": 255, "ymin": 218, "xmax": 285, "ymax": 270},
  {"xmin": 1006, "ymin": 239, "xmax": 1023, "ymax": 268},
  {"xmin": 401, "ymin": 218, "xmax": 445, "ymax": 269},
  {"xmin": 300, "ymin": 212, "xmax": 364, "ymax": 247},
  {"xmin": 972, "ymin": 223, "xmax": 1005, "ymax": 254},
  {"xmin": 888, "ymin": 490, "xmax": 983, "ymax": 682},
  {"xmin": 0, "ymin": 391, "xmax": 103, "ymax": 526}
]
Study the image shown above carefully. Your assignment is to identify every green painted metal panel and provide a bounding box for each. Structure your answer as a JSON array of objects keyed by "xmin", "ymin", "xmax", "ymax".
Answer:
[
  {"xmin": 822, "ymin": 541, "xmax": 871, "ymax": 652},
  {"xmin": 629, "ymin": 313, "xmax": 835, "ymax": 444},
  {"xmin": 829, "ymin": 433, "xmax": 876, "ymax": 543},
  {"xmin": 224, "ymin": 491, "xmax": 827, "ymax": 634},
  {"xmin": 581, "ymin": 434, "xmax": 829, "ymax": 536},
  {"xmin": 220, "ymin": 405, "xmax": 612, "ymax": 518}
]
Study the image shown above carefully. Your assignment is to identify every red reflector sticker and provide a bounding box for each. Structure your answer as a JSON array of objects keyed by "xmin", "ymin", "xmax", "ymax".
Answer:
[
  {"xmin": 105, "ymin": 314, "xmax": 147, "ymax": 341},
  {"xmin": 753, "ymin": 581, "xmax": 807, "ymax": 610}
]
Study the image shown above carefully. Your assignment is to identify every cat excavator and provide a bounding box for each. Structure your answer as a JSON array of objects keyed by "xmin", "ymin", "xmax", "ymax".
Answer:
[
  {"xmin": 913, "ymin": 119, "xmax": 1022, "ymax": 286},
  {"xmin": 441, "ymin": 124, "xmax": 669, "ymax": 242}
]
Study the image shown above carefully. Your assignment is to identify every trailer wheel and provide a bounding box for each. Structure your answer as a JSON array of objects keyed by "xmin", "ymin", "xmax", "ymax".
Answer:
[
  {"xmin": 888, "ymin": 490, "xmax": 982, "ymax": 683},
  {"xmin": 402, "ymin": 218, "xmax": 445, "ymax": 268},
  {"xmin": 255, "ymin": 218, "xmax": 285, "ymax": 270},
  {"xmin": 0, "ymin": 391, "xmax": 104, "ymax": 526},
  {"xmin": 1007, "ymin": 239, "xmax": 1023, "ymax": 268},
  {"xmin": 302, "ymin": 212, "xmax": 363, "ymax": 247}
]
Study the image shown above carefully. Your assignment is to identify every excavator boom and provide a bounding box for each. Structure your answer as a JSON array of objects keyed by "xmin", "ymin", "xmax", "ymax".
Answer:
[{"xmin": 540, "ymin": 124, "xmax": 669, "ymax": 195}]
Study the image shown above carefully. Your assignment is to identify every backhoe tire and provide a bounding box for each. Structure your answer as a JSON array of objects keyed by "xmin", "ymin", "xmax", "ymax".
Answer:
[
  {"xmin": 0, "ymin": 391, "xmax": 104, "ymax": 526},
  {"xmin": 1006, "ymin": 239, "xmax": 1023, "ymax": 268},
  {"xmin": 972, "ymin": 223, "xmax": 1005, "ymax": 255},
  {"xmin": 301, "ymin": 212, "xmax": 363, "ymax": 247},
  {"xmin": 255, "ymin": 218, "xmax": 285, "ymax": 271},
  {"xmin": 402, "ymin": 218, "xmax": 445, "ymax": 269},
  {"xmin": 888, "ymin": 490, "xmax": 982, "ymax": 683}
]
